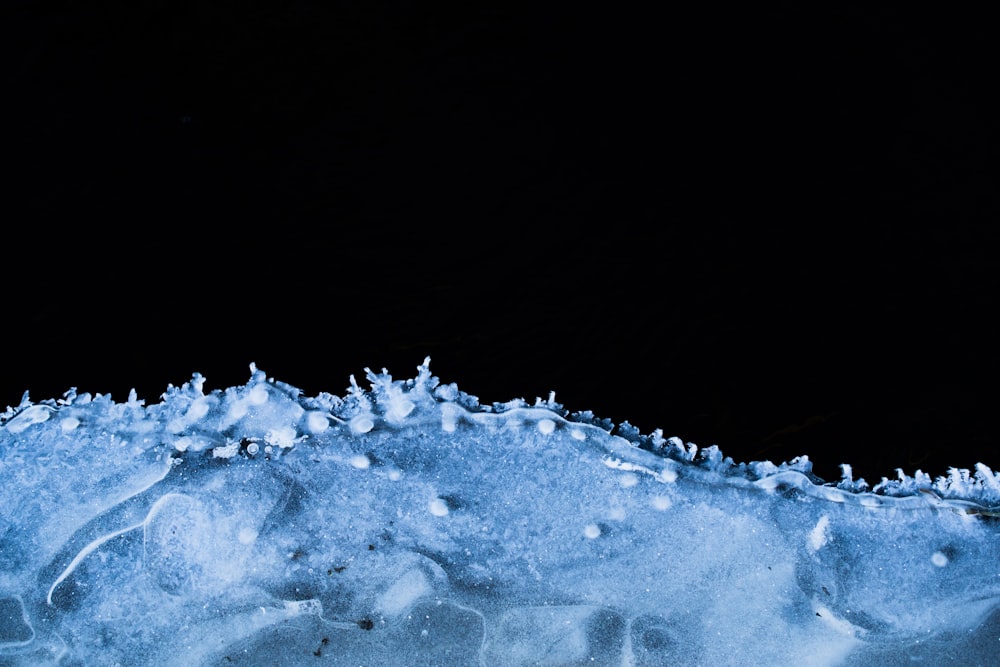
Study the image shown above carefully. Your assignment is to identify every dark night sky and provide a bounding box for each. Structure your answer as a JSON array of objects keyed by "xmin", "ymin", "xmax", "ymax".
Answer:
[{"xmin": 3, "ymin": 2, "xmax": 998, "ymax": 486}]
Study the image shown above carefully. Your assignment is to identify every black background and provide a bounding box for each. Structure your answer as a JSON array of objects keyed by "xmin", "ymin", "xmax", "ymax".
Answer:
[{"xmin": 3, "ymin": 3, "xmax": 998, "ymax": 486}]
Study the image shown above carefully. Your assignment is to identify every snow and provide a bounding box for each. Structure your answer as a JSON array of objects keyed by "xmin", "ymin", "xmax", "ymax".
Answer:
[{"xmin": 2, "ymin": 358, "xmax": 1000, "ymax": 665}]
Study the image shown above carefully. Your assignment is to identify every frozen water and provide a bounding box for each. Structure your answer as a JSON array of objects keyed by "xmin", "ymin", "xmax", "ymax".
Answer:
[{"xmin": 2, "ymin": 359, "xmax": 1000, "ymax": 665}]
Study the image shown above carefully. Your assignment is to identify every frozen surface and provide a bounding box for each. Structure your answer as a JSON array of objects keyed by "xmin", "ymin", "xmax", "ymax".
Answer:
[{"xmin": 2, "ymin": 359, "xmax": 1000, "ymax": 666}]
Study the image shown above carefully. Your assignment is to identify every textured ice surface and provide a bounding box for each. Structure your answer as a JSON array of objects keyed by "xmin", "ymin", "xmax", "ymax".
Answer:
[{"xmin": 2, "ymin": 359, "xmax": 1000, "ymax": 666}]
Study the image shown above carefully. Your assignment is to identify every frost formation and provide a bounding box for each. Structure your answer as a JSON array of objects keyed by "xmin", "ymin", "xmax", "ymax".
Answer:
[{"xmin": 2, "ymin": 359, "xmax": 1000, "ymax": 666}]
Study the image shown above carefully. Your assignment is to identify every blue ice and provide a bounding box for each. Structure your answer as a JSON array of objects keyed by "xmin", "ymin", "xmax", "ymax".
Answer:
[{"xmin": 2, "ymin": 359, "xmax": 999, "ymax": 665}]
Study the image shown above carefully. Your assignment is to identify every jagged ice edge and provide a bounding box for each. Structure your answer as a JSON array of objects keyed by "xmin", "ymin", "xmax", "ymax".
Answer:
[{"xmin": 3, "ymin": 357, "xmax": 1000, "ymax": 510}]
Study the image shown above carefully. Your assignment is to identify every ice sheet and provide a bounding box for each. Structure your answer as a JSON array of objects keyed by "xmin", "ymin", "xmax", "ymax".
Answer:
[{"xmin": 2, "ymin": 359, "xmax": 999, "ymax": 665}]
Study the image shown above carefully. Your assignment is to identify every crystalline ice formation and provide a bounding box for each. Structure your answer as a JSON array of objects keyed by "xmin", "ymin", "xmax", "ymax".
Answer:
[{"xmin": 2, "ymin": 359, "xmax": 1000, "ymax": 666}]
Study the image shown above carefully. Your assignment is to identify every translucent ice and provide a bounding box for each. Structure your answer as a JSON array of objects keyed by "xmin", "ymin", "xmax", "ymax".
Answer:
[{"xmin": 2, "ymin": 359, "xmax": 1000, "ymax": 665}]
